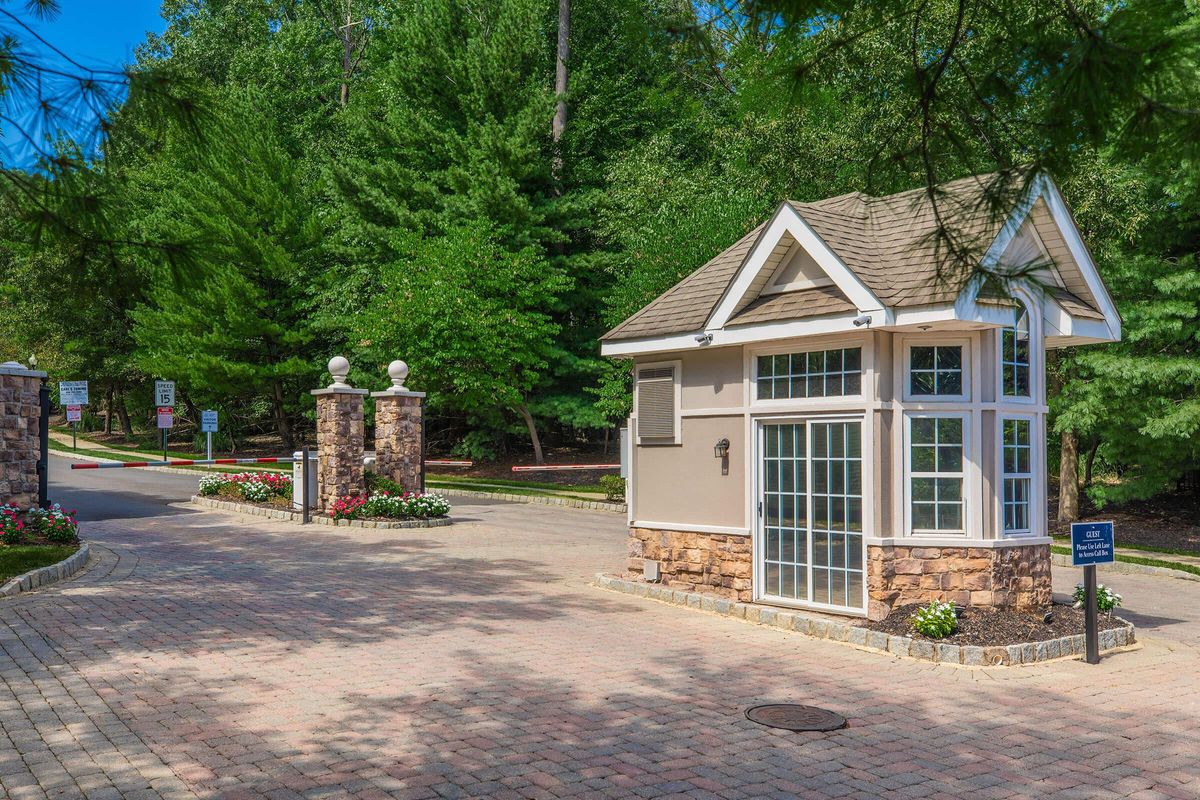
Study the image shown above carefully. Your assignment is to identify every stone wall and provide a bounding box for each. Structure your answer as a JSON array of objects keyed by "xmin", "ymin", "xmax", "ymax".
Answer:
[
  {"xmin": 312, "ymin": 390, "xmax": 366, "ymax": 509},
  {"xmin": 0, "ymin": 368, "xmax": 44, "ymax": 508},
  {"xmin": 867, "ymin": 542, "xmax": 1052, "ymax": 620},
  {"xmin": 627, "ymin": 527, "xmax": 752, "ymax": 602},
  {"xmin": 372, "ymin": 393, "xmax": 424, "ymax": 492}
]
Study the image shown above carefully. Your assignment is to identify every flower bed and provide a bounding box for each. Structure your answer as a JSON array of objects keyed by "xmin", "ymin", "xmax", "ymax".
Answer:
[
  {"xmin": 1, "ymin": 503, "xmax": 80, "ymax": 546},
  {"xmin": 198, "ymin": 472, "xmax": 293, "ymax": 506},
  {"xmin": 330, "ymin": 492, "xmax": 451, "ymax": 521}
]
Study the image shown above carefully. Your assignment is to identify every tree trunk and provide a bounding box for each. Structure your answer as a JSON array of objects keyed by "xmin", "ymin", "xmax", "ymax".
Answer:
[
  {"xmin": 517, "ymin": 403, "xmax": 544, "ymax": 464},
  {"xmin": 1058, "ymin": 430, "xmax": 1080, "ymax": 523},
  {"xmin": 271, "ymin": 379, "xmax": 294, "ymax": 450},
  {"xmin": 339, "ymin": 5, "xmax": 353, "ymax": 107},
  {"xmin": 551, "ymin": 0, "xmax": 569, "ymax": 187},
  {"xmin": 115, "ymin": 391, "xmax": 133, "ymax": 437},
  {"xmin": 104, "ymin": 384, "xmax": 114, "ymax": 435}
]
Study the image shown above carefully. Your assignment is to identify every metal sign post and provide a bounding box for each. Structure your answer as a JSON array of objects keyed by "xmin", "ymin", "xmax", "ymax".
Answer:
[
  {"xmin": 60, "ymin": 382, "xmax": 88, "ymax": 454},
  {"xmin": 155, "ymin": 381, "xmax": 175, "ymax": 462},
  {"xmin": 65, "ymin": 405, "xmax": 82, "ymax": 450},
  {"xmin": 201, "ymin": 410, "xmax": 218, "ymax": 461},
  {"xmin": 1071, "ymin": 521, "xmax": 1116, "ymax": 665},
  {"xmin": 301, "ymin": 445, "xmax": 311, "ymax": 524}
]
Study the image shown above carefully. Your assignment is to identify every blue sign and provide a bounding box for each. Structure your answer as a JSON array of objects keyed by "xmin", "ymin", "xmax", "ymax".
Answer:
[{"xmin": 1071, "ymin": 521, "xmax": 1115, "ymax": 566}]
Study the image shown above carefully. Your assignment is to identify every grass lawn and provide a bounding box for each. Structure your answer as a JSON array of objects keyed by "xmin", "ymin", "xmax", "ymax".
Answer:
[
  {"xmin": 425, "ymin": 479, "xmax": 609, "ymax": 503},
  {"xmin": 424, "ymin": 473, "xmax": 605, "ymax": 493},
  {"xmin": 0, "ymin": 545, "xmax": 79, "ymax": 582}
]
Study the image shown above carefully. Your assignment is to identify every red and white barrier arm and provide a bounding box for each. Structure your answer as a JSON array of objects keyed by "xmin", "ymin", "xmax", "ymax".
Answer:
[
  {"xmin": 71, "ymin": 456, "xmax": 296, "ymax": 470},
  {"xmin": 425, "ymin": 460, "xmax": 473, "ymax": 467},
  {"xmin": 511, "ymin": 464, "xmax": 620, "ymax": 472}
]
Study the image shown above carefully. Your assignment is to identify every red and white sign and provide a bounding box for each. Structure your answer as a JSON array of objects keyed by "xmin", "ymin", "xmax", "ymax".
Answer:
[
  {"xmin": 65, "ymin": 405, "xmax": 82, "ymax": 423},
  {"xmin": 156, "ymin": 407, "xmax": 174, "ymax": 429}
]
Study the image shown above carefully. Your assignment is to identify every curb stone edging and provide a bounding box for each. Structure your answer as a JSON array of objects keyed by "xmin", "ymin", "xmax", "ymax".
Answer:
[
  {"xmin": 594, "ymin": 573, "xmax": 1137, "ymax": 667},
  {"xmin": 190, "ymin": 496, "xmax": 453, "ymax": 529},
  {"xmin": 1051, "ymin": 552, "xmax": 1200, "ymax": 583},
  {"xmin": 0, "ymin": 543, "xmax": 90, "ymax": 598},
  {"xmin": 433, "ymin": 487, "xmax": 626, "ymax": 514}
]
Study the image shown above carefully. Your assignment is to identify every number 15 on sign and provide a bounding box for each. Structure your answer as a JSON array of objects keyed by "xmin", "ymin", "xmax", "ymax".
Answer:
[{"xmin": 155, "ymin": 380, "xmax": 175, "ymax": 407}]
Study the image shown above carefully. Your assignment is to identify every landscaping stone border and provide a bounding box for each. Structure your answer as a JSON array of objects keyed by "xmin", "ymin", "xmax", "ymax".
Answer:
[
  {"xmin": 191, "ymin": 496, "xmax": 453, "ymax": 529},
  {"xmin": 0, "ymin": 543, "xmax": 90, "ymax": 598},
  {"xmin": 434, "ymin": 487, "xmax": 626, "ymax": 514},
  {"xmin": 594, "ymin": 573, "xmax": 1137, "ymax": 667}
]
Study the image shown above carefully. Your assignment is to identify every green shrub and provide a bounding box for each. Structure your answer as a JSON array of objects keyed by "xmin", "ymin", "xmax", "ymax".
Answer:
[
  {"xmin": 1073, "ymin": 583, "xmax": 1123, "ymax": 613},
  {"xmin": 365, "ymin": 471, "xmax": 406, "ymax": 495},
  {"xmin": 599, "ymin": 475, "xmax": 626, "ymax": 502},
  {"xmin": 909, "ymin": 600, "xmax": 958, "ymax": 638}
]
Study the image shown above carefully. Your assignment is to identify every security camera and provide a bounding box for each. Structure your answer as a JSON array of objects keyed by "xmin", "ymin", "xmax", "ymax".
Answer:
[
  {"xmin": 695, "ymin": 333, "xmax": 714, "ymax": 344},
  {"xmin": 852, "ymin": 314, "xmax": 873, "ymax": 328}
]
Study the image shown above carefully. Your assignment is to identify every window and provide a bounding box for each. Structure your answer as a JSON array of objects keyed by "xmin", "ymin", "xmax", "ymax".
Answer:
[
  {"xmin": 1001, "ymin": 307, "xmax": 1031, "ymax": 398},
  {"xmin": 909, "ymin": 345, "xmax": 963, "ymax": 397},
  {"xmin": 1002, "ymin": 418, "xmax": 1033, "ymax": 534},
  {"xmin": 756, "ymin": 348, "xmax": 862, "ymax": 401},
  {"xmin": 909, "ymin": 416, "xmax": 965, "ymax": 533},
  {"xmin": 635, "ymin": 363, "xmax": 678, "ymax": 443}
]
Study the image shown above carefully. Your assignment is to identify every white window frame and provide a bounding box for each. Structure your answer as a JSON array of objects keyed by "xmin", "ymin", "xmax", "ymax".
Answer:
[
  {"xmin": 633, "ymin": 359, "xmax": 682, "ymax": 445},
  {"xmin": 998, "ymin": 300, "xmax": 1035, "ymax": 403},
  {"xmin": 748, "ymin": 334, "xmax": 868, "ymax": 409},
  {"xmin": 903, "ymin": 336, "xmax": 971, "ymax": 402},
  {"xmin": 998, "ymin": 414, "xmax": 1036, "ymax": 537},
  {"xmin": 904, "ymin": 412, "xmax": 971, "ymax": 537}
]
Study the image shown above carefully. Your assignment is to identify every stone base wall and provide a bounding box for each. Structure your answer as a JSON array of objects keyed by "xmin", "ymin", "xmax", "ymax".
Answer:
[
  {"xmin": 0, "ymin": 371, "xmax": 42, "ymax": 508},
  {"xmin": 373, "ymin": 394, "xmax": 423, "ymax": 492},
  {"xmin": 867, "ymin": 543, "xmax": 1052, "ymax": 620},
  {"xmin": 627, "ymin": 527, "xmax": 752, "ymax": 602},
  {"xmin": 314, "ymin": 391, "xmax": 365, "ymax": 509}
]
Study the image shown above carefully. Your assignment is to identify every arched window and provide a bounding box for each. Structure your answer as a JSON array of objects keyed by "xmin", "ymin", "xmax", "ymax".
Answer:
[{"xmin": 1001, "ymin": 305, "xmax": 1031, "ymax": 398}]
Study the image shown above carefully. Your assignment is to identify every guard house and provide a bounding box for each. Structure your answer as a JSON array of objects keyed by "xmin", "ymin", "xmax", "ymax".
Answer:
[{"xmin": 600, "ymin": 172, "xmax": 1121, "ymax": 620}]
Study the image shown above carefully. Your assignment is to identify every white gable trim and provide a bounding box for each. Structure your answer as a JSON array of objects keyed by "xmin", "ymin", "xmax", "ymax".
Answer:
[{"xmin": 705, "ymin": 202, "xmax": 885, "ymax": 331}]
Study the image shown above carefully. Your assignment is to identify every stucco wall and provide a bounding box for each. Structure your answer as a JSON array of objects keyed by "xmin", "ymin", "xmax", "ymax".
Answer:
[
  {"xmin": 678, "ymin": 347, "xmax": 743, "ymax": 410},
  {"xmin": 633, "ymin": 415, "xmax": 745, "ymax": 529}
]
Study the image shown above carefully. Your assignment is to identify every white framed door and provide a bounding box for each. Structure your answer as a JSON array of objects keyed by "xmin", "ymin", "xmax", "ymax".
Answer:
[{"xmin": 756, "ymin": 418, "xmax": 865, "ymax": 614}]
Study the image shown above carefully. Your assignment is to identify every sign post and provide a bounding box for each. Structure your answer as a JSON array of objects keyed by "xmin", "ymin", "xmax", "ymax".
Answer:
[
  {"xmin": 1071, "ymin": 521, "xmax": 1115, "ymax": 665},
  {"xmin": 155, "ymin": 381, "xmax": 175, "ymax": 462},
  {"xmin": 200, "ymin": 410, "xmax": 218, "ymax": 461},
  {"xmin": 60, "ymin": 381, "xmax": 89, "ymax": 453}
]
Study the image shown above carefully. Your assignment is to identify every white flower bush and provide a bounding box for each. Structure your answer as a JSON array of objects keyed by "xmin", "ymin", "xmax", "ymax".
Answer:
[
  {"xmin": 1073, "ymin": 583, "xmax": 1123, "ymax": 614},
  {"xmin": 910, "ymin": 600, "xmax": 958, "ymax": 638},
  {"xmin": 197, "ymin": 471, "xmax": 292, "ymax": 502}
]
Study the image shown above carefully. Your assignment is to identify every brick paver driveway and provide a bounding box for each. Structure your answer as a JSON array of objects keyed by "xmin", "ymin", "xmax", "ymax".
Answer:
[{"xmin": 2, "ymin": 483, "xmax": 1199, "ymax": 798}]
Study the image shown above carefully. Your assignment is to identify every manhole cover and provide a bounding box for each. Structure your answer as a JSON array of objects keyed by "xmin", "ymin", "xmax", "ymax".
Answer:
[{"xmin": 745, "ymin": 704, "xmax": 847, "ymax": 732}]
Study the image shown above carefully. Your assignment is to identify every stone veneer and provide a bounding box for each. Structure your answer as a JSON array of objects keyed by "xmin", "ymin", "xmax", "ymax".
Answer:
[
  {"xmin": 627, "ymin": 527, "xmax": 752, "ymax": 602},
  {"xmin": 372, "ymin": 391, "xmax": 424, "ymax": 492},
  {"xmin": 867, "ymin": 542, "xmax": 1053, "ymax": 621},
  {"xmin": 0, "ymin": 366, "xmax": 46, "ymax": 508},
  {"xmin": 311, "ymin": 389, "xmax": 366, "ymax": 509}
]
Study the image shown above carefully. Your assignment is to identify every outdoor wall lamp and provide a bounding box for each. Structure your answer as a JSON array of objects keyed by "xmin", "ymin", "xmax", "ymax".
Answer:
[{"xmin": 714, "ymin": 438, "xmax": 730, "ymax": 476}]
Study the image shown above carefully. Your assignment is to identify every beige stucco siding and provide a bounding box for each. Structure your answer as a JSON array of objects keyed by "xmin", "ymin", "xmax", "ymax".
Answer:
[
  {"xmin": 678, "ymin": 348, "xmax": 744, "ymax": 410},
  {"xmin": 633, "ymin": 415, "xmax": 745, "ymax": 529},
  {"xmin": 873, "ymin": 409, "xmax": 894, "ymax": 538}
]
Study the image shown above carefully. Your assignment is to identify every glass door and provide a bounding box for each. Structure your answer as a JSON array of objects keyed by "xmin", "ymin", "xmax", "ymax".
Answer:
[{"xmin": 759, "ymin": 420, "xmax": 864, "ymax": 612}]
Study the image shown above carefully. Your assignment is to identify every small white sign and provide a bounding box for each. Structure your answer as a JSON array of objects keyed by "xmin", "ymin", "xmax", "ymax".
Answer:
[
  {"xmin": 65, "ymin": 405, "xmax": 82, "ymax": 423},
  {"xmin": 155, "ymin": 380, "xmax": 176, "ymax": 407},
  {"xmin": 201, "ymin": 410, "xmax": 218, "ymax": 433},
  {"xmin": 59, "ymin": 381, "xmax": 89, "ymax": 406},
  {"xmin": 156, "ymin": 407, "xmax": 174, "ymax": 429}
]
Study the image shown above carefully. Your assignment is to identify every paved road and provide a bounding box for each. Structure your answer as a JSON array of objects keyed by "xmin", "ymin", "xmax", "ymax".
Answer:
[{"xmin": 0, "ymin": 462, "xmax": 1195, "ymax": 799}]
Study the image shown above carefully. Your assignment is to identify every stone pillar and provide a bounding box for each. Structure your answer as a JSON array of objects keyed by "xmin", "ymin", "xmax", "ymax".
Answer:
[
  {"xmin": 0, "ymin": 362, "xmax": 47, "ymax": 509},
  {"xmin": 371, "ymin": 360, "xmax": 426, "ymax": 493},
  {"xmin": 310, "ymin": 356, "xmax": 367, "ymax": 509}
]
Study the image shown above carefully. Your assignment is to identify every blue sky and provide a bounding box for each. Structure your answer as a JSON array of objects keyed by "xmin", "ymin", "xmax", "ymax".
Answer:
[{"xmin": 3, "ymin": 0, "xmax": 167, "ymax": 164}]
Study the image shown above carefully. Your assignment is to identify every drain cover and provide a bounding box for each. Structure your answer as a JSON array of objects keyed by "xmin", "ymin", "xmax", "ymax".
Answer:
[{"xmin": 745, "ymin": 704, "xmax": 847, "ymax": 732}]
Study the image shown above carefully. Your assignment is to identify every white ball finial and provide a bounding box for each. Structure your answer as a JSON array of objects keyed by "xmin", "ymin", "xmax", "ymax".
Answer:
[
  {"xmin": 388, "ymin": 360, "xmax": 409, "ymax": 391},
  {"xmin": 328, "ymin": 356, "xmax": 351, "ymax": 389}
]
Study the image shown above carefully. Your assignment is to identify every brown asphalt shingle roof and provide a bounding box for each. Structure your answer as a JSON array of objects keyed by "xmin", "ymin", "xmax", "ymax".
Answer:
[
  {"xmin": 602, "ymin": 172, "xmax": 1102, "ymax": 342},
  {"xmin": 727, "ymin": 285, "xmax": 856, "ymax": 327}
]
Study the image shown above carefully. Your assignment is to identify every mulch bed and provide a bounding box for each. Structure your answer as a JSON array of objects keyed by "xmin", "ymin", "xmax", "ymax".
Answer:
[{"xmin": 865, "ymin": 602, "xmax": 1127, "ymax": 647}]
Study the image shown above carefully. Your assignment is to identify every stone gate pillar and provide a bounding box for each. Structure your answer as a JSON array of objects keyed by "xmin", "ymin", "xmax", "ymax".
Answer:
[
  {"xmin": 310, "ymin": 356, "xmax": 367, "ymax": 509},
  {"xmin": 371, "ymin": 360, "xmax": 426, "ymax": 493},
  {"xmin": 0, "ymin": 361, "xmax": 47, "ymax": 508}
]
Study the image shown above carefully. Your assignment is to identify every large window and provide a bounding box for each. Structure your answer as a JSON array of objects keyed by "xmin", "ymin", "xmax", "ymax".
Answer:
[
  {"xmin": 756, "ymin": 348, "xmax": 862, "ymax": 401},
  {"xmin": 909, "ymin": 345, "xmax": 963, "ymax": 397},
  {"xmin": 909, "ymin": 416, "xmax": 965, "ymax": 533},
  {"xmin": 1002, "ymin": 418, "xmax": 1033, "ymax": 534},
  {"xmin": 1001, "ymin": 307, "xmax": 1031, "ymax": 398}
]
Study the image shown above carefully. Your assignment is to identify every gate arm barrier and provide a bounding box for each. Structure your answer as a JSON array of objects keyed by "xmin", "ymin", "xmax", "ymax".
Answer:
[
  {"xmin": 71, "ymin": 457, "xmax": 475, "ymax": 470},
  {"xmin": 512, "ymin": 464, "xmax": 619, "ymax": 472}
]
